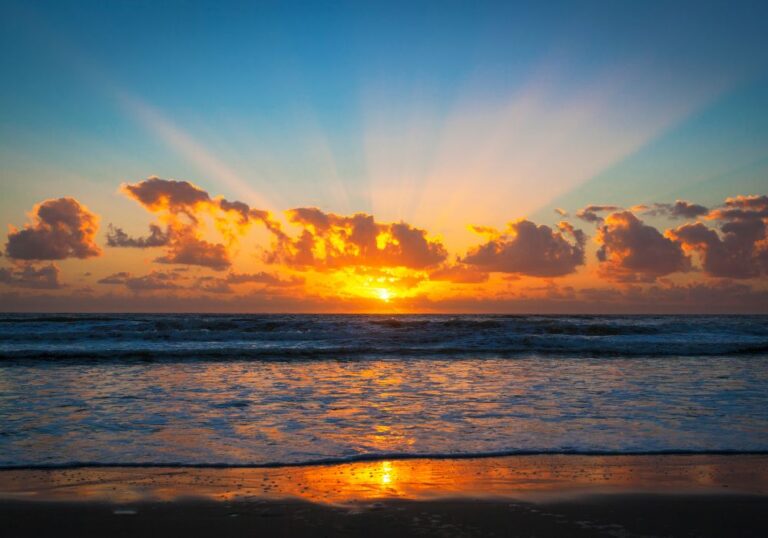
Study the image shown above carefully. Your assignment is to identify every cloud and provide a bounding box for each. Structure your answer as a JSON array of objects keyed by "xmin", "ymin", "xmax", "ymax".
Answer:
[
  {"xmin": 154, "ymin": 232, "xmax": 231, "ymax": 270},
  {"xmin": 0, "ymin": 264, "xmax": 62, "ymax": 289},
  {"xmin": 428, "ymin": 263, "xmax": 489, "ymax": 283},
  {"xmin": 97, "ymin": 270, "xmax": 181, "ymax": 291},
  {"xmin": 578, "ymin": 280, "xmax": 768, "ymax": 313},
  {"xmin": 707, "ymin": 194, "xmax": 768, "ymax": 221},
  {"xmin": 668, "ymin": 195, "xmax": 768, "ymax": 278},
  {"xmin": 121, "ymin": 177, "xmax": 211, "ymax": 217},
  {"xmin": 267, "ymin": 208, "xmax": 448, "ymax": 270},
  {"xmin": 195, "ymin": 276, "xmax": 233, "ymax": 294},
  {"xmin": 226, "ymin": 271, "xmax": 304, "ymax": 287},
  {"xmin": 554, "ymin": 208, "xmax": 569, "ymax": 217},
  {"xmin": 576, "ymin": 204, "xmax": 622, "ymax": 224},
  {"xmin": 106, "ymin": 224, "xmax": 170, "ymax": 247},
  {"xmin": 114, "ymin": 177, "xmax": 282, "ymax": 270},
  {"xmin": 5, "ymin": 197, "xmax": 101, "ymax": 260},
  {"xmin": 463, "ymin": 220, "xmax": 586, "ymax": 277},
  {"xmin": 596, "ymin": 211, "xmax": 690, "ymax": 282},
  {"xmin": 97, "ymin": 271, "xmax": 131, "ymax": 285},
  {"xmin": 642, "ymin": 200, "xmax": 709, "ymax": 219},
  {"xmin": 124, "ymin": 272, "xmax": 180, "ymax": 291}
]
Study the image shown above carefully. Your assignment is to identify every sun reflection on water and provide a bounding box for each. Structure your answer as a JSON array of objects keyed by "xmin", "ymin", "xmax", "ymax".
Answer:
[{"xmin": 3, "ymin": 455, "xmax": 767, "ymax": 506}]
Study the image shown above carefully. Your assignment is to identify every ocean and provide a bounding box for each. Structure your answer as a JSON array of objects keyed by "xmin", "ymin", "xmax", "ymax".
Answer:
[{"xmin": 1, "ymin": 314, "xmax": 767, "ymax": 467}]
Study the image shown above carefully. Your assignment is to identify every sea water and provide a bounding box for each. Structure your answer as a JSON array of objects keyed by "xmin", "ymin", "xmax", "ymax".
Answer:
[{"xmin": 1, "ymin": 314, "xmax": 767, "ymax": 467}]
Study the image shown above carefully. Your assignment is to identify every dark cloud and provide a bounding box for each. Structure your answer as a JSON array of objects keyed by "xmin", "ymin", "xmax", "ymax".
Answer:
[
  {"xmin": 121, "ymin": 176, "xmax": 211, "ymax": 218},
  {"xmin": 106, "ymin": 224, "xmax": 171, "ymax": 248},
  {"xmin": 124, "ymin": 272, "xmax": 180, "ymax": 292},
  {"xmin": 0, "ymin": 264, "xmax": 62, "ymax": 289},
  {"xmin": 668, "ymin": 195, "xmax": 768, "ymax": 278},
  {"xmin": 429, "ymin": 263, "xmax": 489, "ymax": 284},
  {"xmin": 463, "ymin": 220, "xmax": 586, "ymax": 277},
  {"xmin": 576, "ymin": 204, "xmax": 622, "ymax": 224},
  {"xmin": 154, "ymin": 233, "xmax": 230, "ymax": 271},
  {"xmin": 596, "ymin": 211, "xmax": 690, "ymax": 282},
  {"xmin": 708, "ymin": 194, "xmax": 768, "ymax": 221},
  {"xmin": 5, "ymin": 197, "xmax": 101, "ymax": 260},
  {"xmin": 195, "ymin": 276, "xmax": 233, "ymax": 294},
  {"xmin": 577, "ymin": 280, "xmax": 768, "ymax": 313},
  {"xmin": 643, "ymin": 200, "xmax": 709, "ymax": 219},
  {"xmin": 268, "ymin": 208, "xmax": 448, "ymax": 270},
  {"xmin": 226, "ymin": 271, "xmax": 304, "ymax": 287},
  {"xmin": 97, "ymin": 270, "xmax": 181, "ymax": 291},
  {"xmin": 97, "ymin": 272, "xmax": 130, "ymax": 285},
  {"xmin": 120, "ymin": 176, "xmax": 278, "ymax": 228}
]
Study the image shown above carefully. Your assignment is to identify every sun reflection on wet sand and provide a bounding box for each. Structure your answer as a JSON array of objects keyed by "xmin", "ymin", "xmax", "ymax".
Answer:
[{"xmin": 1, "ymin": 455, "xmax": 767, "ymax": 506}]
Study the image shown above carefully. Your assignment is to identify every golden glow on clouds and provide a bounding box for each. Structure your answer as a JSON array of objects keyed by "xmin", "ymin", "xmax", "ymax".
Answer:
[{"xmin": 1, "ymin": 178, "xmax": 766, "ymax": 313}]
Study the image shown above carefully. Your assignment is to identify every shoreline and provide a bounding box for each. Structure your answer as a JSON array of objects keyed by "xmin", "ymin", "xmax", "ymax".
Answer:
[
  {"xmin": 2, "ymin": 454, "xmax": 767, "ymax": 504},
  {"xmin": 2, "ymin": 454, "xmax": 767, "ymax": 537}
]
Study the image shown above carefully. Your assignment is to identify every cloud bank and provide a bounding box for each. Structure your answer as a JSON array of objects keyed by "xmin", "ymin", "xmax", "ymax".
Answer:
[{"xmin": 2, "ymin": 180, "xmax": 766, "ymax": 313}]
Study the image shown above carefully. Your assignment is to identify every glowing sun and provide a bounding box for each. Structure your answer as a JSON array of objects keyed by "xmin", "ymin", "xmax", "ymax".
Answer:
[{"xmin": 376, "ymin": 288, "xmax": 392, "ymax": 302}]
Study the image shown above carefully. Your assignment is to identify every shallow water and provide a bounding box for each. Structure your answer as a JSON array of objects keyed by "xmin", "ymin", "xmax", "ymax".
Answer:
[{"xmin": 1, "ymin": 314, "xmax": 767, "ymax": 466}]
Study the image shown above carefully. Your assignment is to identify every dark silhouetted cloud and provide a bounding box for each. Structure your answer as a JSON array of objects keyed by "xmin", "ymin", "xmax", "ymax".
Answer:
[
  {"xmin": 429, "ymin": 263, "xmax": 489, "ymax": 283},
  {"xmin": 226, "ymin": 271, "xmax": 304, "ymax": 287},
  {"xmin": 124, "ymin": 272, "xmax": 180, "ymax": 291},
  {"xmin": 576, "ymin": 204, "xmax": 622, "ymax": 224},
  {"xmin": 154, "ymin": 232, "xmax": 230, "ymax": 270},
  {"xmin": 106, "ymin": 224, "xmax": 171, "ymax": 248},
  {"xmin": 97, "ymin": 272, "xmax": 131, "ymax": 285},
  {"xmin": 0, "ymin": 264, "xmax": 62, "ymax": 289},
  {"xmin": 5, "ymin": 198, "xmax": 101, "ymax": 260},
  {"xmin": 643, "ymin": 200, "xmax": 709, "ymax": 219},
  {"xmin": 463, "ymin": 220, "xmax": 586, "ymax": 277}
]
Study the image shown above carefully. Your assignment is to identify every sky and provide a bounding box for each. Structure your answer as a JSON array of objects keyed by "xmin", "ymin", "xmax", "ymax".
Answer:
[{"xmin": 1, "ymin": 0, "xmax": 767, "ymax": 313}]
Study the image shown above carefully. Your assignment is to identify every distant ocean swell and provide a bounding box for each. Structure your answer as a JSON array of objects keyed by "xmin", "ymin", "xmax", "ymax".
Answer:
[{"xmin": 1, "ymin": 314, "xmax": 767, "ymax": 360}]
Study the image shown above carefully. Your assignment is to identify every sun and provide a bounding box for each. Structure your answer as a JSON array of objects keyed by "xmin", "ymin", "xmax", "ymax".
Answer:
[{"xmin": 376, "ymin": 288, "xmax": 392, "ymax": 302}]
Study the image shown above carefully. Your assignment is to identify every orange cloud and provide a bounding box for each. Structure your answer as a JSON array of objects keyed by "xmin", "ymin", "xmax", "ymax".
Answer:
[
  {"xmin": 5, "ymin": 198, "xmax": 101, "ymax": 260},
  {"xmin": 463, "ymin": 219, "xmax": 586, "ymax": 277},
  {"xmin": 596, "ymin": 211, "xmax": 690, "ymax": 282},
  {"xmin": 112, "ymin": 177, "xmax": 281, "ymax": 270},
  {"xmin": 267, "ymin": 208, "xmax": 448, "ymax": 271}
]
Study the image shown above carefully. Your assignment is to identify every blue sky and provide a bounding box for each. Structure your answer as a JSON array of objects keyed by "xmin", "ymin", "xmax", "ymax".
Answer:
[{"xmin": 2, "ymin": 1, "xmax": 767, "ymax": 227}]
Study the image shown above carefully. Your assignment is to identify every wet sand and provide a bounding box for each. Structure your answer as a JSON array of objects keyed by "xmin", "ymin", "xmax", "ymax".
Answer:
[{"xmin": 2, "ymin": 454, "xmax": 767, "ymax": 537}]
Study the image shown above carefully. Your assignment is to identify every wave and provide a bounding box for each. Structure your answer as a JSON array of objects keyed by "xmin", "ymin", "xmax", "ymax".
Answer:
[
  {"xmin": 3, "ymin": 449, "xmax": 768, "ymax": 470},
  {"xmin": 2, "ymin": 342, "xmax": 768, "ymax": 361},
  {"xmin": 1, "ymin": 314, "xmax": 766, "ymax": 361}
]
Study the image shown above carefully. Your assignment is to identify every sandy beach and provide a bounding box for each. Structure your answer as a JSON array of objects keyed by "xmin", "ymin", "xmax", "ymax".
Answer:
[{"xmin": 2, "ymin": 454, "xmax": 767, "ymax": 537}]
